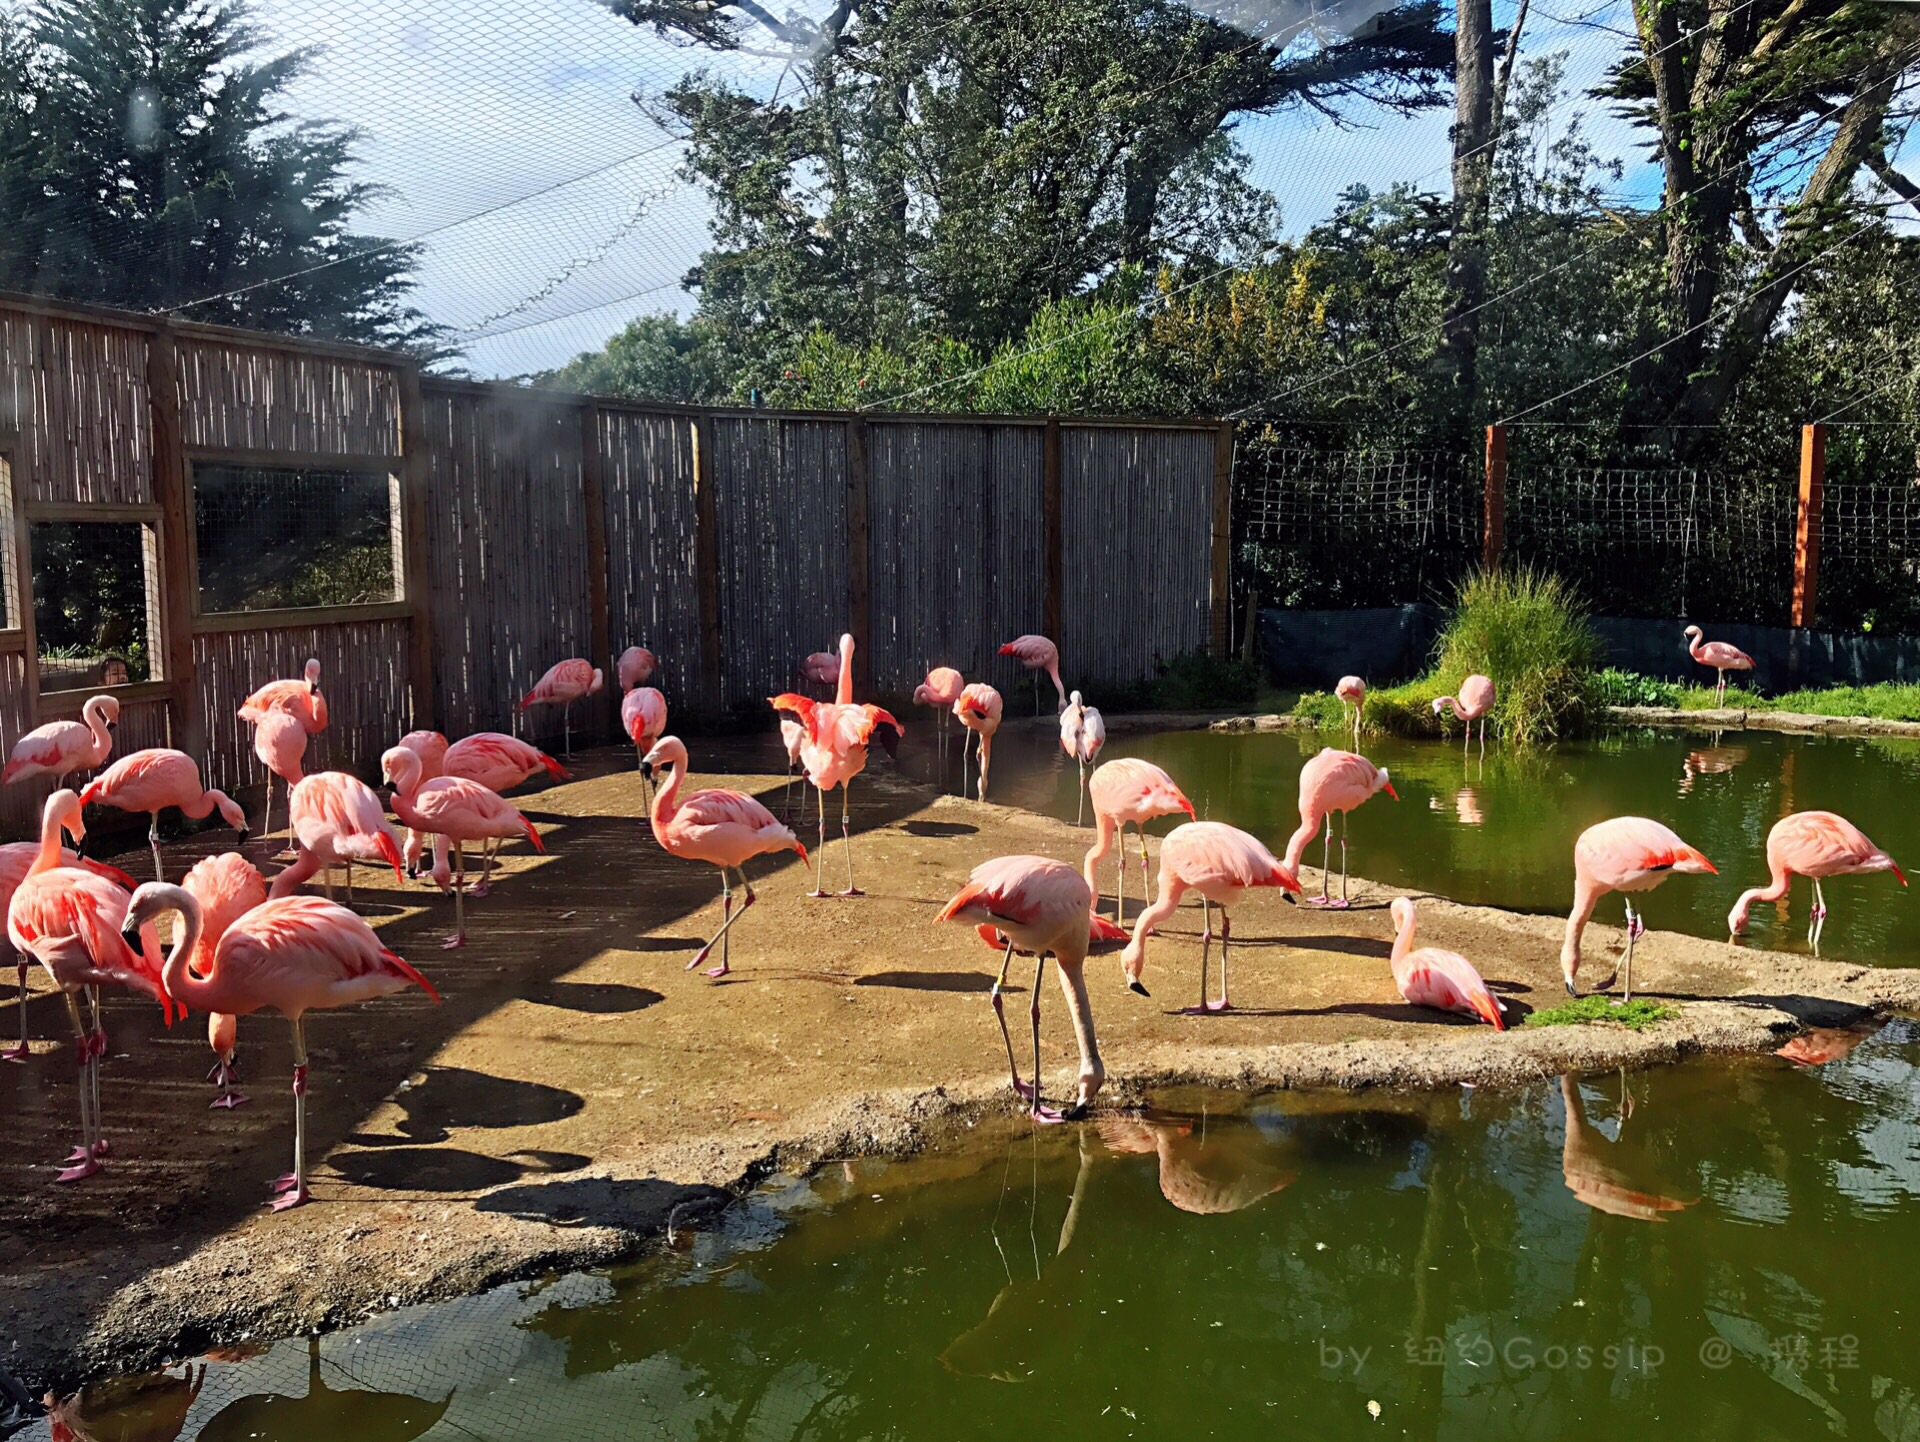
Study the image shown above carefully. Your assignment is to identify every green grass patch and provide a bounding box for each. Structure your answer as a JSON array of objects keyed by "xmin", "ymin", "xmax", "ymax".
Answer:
[
  {"xmin": 1593, "ymin": 672, "xmax": 1920, "ymax": 723},
  {"xmin": 1522, "ymin": 996, "xmax": 1678, "ymax": 1031}
]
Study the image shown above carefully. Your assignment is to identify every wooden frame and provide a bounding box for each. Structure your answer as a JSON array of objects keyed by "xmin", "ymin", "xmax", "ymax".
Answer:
[{"xmin": 22, "ymin": 511, "xmax": 170, "ymax": 697}]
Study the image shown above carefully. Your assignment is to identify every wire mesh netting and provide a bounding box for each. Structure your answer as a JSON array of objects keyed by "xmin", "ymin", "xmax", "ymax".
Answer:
[
  {"xmin": 29, "ymin": 520, "xmax": 158, "ymax": 689},
  {"xmin": 1234, "ymin": 444, "xmax": 1480, "ymax": 608},
  {"xmin": 193, "ymin": 464, "xmax": 402, "ymax": 614},
  {"xmin": 1818, "ymin": 426, "xmax": 1920, "ymax": 633}
]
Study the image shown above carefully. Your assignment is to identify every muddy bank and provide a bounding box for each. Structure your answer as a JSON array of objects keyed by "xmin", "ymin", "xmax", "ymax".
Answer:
[
  {"xmin": 1606, "ymin": 704, "xmax": 1920, "ymax": 739},
  {"xmin": 4, "ymin": 736, "xmax": 1916, "ymax": 1390}
]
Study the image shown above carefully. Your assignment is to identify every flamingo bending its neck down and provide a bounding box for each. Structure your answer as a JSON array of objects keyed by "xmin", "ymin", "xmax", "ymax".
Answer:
[
  {"xmin": 1432, "ymin": 674, "xmax": 1496, "ymax": 753},
  {"xmin": 518, "ymin": 659, "xmax": 605, "ymax": 757},
  {"xmin": 937, "ymin": 856, "xmax": 1106, "ymax": 1121},
  {"xmin": 252, "ymin": 711, "xmax": 307, "ymax": 850},
  {"xmin": 954, "ymin": 684, "xmax": 1003, "ymax": 801},
  {"xmin": 4, "ymin": 693, "xmax": 118, "ymax": 788},
  {"xmin": 1563, "ymin": 816, "xmax": 1715, "ymax": 1002},
  {"xmin": 999, "ymin": 635, "xmax": 1066, "ymax": 714},
  {"xmin": 642, "ymin": 736, "xmax": 806, "ymax": 978},
  {"xmin": 80, "ymin": 749, "xmax": 248, "ymax": 881},
  {"xmin": 125, "ymin": 882, "xmax": 439, "ymax": 1209},
  {"xmin": 1282, "ymin": 749, "xmax": 1397, "ymax": 908},
  {"xmin": 1388, "ymin": 898, "xmax": 1505, "ymax": 1029},
  {"xmin": 0, "ymin": 841, "xmax": 133, "ymax": 1063},
  {"xmin": 1727, "ymin": 810, "xmax": 1904, "ymax": 951},
  {"xmin": 1084, "ymin": 758, "xmax": 1194, "ymax": 925},
  {"xmin": 269, "ymin": 772, "xmax": 406, "ymax": 903},
  {"xmin": 1683, "ymin": 626, "xmax": 1754, "ymax": 703},
  {"xmin": 383, "ymin": 748, "xmax": 544, "ymax": 946},
  {"xmin": 1059, "ymin": 692, "xmax": 1106, "ymax": 825},
  {"xmin": 238, "ymin": 659, "xmax": 327, "ymax": 732},
  {"xmin": 1121, "ymin": 822, "xmax": 1300, "ymax": 1012},
  {"xmin": 914, "ymin": 667, "xmax": 966, "ymax": 778},
  {"xmin": 8, "ymin": 793, "xmax": 167, "ymax": 1180},
  {"xmin": 1334, "ymin": 676, "xmax": 1366, "ymax": 740},
  {"xmin": 617, "ymin": 645, "xmax": 658, "ymax": 692},
  {"xmin": 179, "ymin": 853, "xmax": 269, "ymax": 1108},
  {"xmin": 396, "ymin": 732, "xmax": 450, "ymax": 874},
  {"xmin": 769, "ymin": 633, "xmax": 902, "ymax": 898}
]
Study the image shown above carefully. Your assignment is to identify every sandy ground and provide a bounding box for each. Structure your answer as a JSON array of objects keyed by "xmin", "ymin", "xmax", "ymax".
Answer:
[{"xmin": 3, "ymin": 729, "xmax": 1916, "ymax": 1390}]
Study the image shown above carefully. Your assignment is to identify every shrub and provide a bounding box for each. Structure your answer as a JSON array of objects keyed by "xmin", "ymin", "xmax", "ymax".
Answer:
[
  {"xmin": 1101, "ymin": 651, "xmax": 1261, "ymax": 712},
  {"xmin": 1430, "ymin": 569, "xmax": 1599, "ymax": 747},
  {"xmin": 1591, "ymin": 668, "xmax": 1680, "ymax": 708}
]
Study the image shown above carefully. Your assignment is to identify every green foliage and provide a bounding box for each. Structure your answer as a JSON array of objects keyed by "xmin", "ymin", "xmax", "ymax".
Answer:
[
  {"xmin": 1523, "ymin": 997, "xmax": 1678, "ymax": 1031},
  {"xmin": 1591, "ymin": 669, "xmax": 1681, "ymax": 708},
  {"xmin": 545, "ymin": 315, "xmax": 736, "ymax": 404},
  {"xmin": 1594, "ymin": 674, "xmax": 1920, "ymax": 724}
]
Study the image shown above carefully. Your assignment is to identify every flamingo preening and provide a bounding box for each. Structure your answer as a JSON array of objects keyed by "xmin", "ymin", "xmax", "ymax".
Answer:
[
  {"xmin": 999, "ymin": 635, "xmax": 1066, "ymax": 714},
  {"xmin": 1059, "ymin": 691, "xmax": 1106, "ymax": 825},
  {"xmin": 1388, "ymin": 897, "xmax": 1505, "ymax": 1029},
  {"xmin": 179, "ymin": 853, "xmax": 269, "ymax": 1109},
  {"xmin": 617, "ymin": 645, "xmax": 658, "ymax": 691},
  {"xmin": 1563, "ymin": 817, "xmax": 1716, "ymax": 1002},
  {"xmin": 1683, "ymin": 626, "xmax": 1755, "ymax": 703},
  {"xmin": 914, "ymin": 667, "xmax": 966, "ymax": 778}
]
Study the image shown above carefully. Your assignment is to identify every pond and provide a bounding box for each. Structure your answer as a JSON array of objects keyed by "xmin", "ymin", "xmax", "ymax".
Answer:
[
  {"xmin": 27, "ymin": 1019, "xmax": 1920, "ymax": 1440},
  {"xmin": 967, "ymin": 721, "xmax": 1920, "ymax": 968}
]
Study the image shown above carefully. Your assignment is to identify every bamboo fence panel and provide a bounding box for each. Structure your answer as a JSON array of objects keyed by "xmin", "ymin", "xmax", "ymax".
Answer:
[
  {"xmin": 177, "ymin": 339, "xmax": 402, "ymax": 457},
  {"xmin": 599, "ymin": 408, "xmax": 702, "ymax": 706},
  {"xmin": 0, "ymin": 311, "xmax": 152, "ymax": 505}
]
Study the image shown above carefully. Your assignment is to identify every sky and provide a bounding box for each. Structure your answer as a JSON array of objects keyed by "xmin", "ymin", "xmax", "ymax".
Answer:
[{"xmin": 245, "ymin": 0, "xmax": 1918, "ymax": 377}]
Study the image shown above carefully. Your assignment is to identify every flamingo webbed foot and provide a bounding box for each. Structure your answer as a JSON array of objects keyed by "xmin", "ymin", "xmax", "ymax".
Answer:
[
  {"xmin": 269, "ymin": 1180, "xmax": 313, "ymax": 1211},
  {"xmin": 470, "ymin": 880, "xmax": 493, "ymax": 899},
  {"xmin": 441, "ymin": 933, "xmax": 467, "ymax": 950},
  {"xmin": 1028, "ymin": 1104, "xmax": 1065, "ymax": 1125},
  {"xmin": 1, "ymin": 1042, "xmax": 28, "ymax": 1063},
  {"xmin": 838, "ymin": 887, "xmax": 865, "ymax": 898},
  {"xmin": 210, "ymin": 1092, "xmax": 250, "ymax": 1110},
  {"xmin": 704, "ymin": 963, "xmax": 730, "ymax": 979},
  {"xmin": 1010, "ymin": 1077, "xmax": 1038, "ymax": 1101},
  {"xmin": 56, "ymin": 1155, "xmax": 102, "ymax": 1183}
]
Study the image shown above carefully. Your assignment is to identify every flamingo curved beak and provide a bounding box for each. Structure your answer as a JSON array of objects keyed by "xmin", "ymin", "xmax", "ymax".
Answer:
[
  {"xmin": 120, "ymin": 924, "xmax": 143, "ymax": 957},
  {"xmin": 639, "ymin": 761, "xmax": 654, "ymax": 780},
  {"xmin": 1127, "ymin": 979, "xmax": 1150, "ymax": 998},
  {"xmin": 1564, "ymin": 977, "xmax": 1578, "ymax": 997}
]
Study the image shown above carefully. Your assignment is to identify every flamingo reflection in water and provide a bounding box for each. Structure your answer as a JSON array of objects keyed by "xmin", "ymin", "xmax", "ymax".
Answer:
[
  {"xmin": 1559, "ymin": 1072, "xmax": 1696, "ymax": 1222},
  {"xmin": 43, "ymin": 1366, "xmax": 205, "ymax": 1442},
  {"xmin": 1097, "ymin": 1109, "xmax": 1296, "ymax": 1214},
  {"xmin": 196, "ymin": 1336, "xmax": 451, "ymax": 1442}
]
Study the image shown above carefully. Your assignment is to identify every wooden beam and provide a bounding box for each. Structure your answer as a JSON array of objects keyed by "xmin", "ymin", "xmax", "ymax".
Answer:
[
  {"xmin": 396, "ymin": 363, "xmax": 438, "ymax": 732},
  {"xmin": 1042, "ymin": 419, "xmax": 1064, "ymax": 645},
  {"xmin": 184, "ymin": 446, "xmax": 404, "ymax": 473},
  {"xmin": 845, "ymin": 416, "xmax": 872, "ymax": 686},
  {"xmin": 1792, "ymin": 422, "xmax": 1827, "ymax": 629},
  {"xmin": 192, "ymin": 599, "xmax": 416, "ymax": 635},
  {"xmin": 146, "ymin": 321, "xmax": 203, "ymax": 758},
  {"xmin": 580, "ymin": 401, "xmax": 612, "ymax": 739},
  {"xmin": 1482, "ymin": 424, "xmax": 1508, "ymax": 571},
  {"xmin": 691, "ymin": 412, "xmax": 724, "ymax": 712},
  {"xmin": 1210, "ymin": 420, "xmax": 1234, "ymax": 656},
  {"xmin": 36, "ymin": 678, "xmax": 173, "ymax": 722}
]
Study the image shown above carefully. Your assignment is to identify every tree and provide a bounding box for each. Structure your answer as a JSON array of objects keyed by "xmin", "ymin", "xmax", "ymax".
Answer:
[
  {"xmin": 544, "ymin": 313, "xmax": 735, "ymax": 403},
  {"xmin": 0, "ymin": 0, "xmax": 434, "ymax": 349}
]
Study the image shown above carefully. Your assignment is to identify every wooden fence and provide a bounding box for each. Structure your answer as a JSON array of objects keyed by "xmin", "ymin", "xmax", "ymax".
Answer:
[{"xmin": 0, "ymin": 293, "xmax": 1228, "ymax": 833}]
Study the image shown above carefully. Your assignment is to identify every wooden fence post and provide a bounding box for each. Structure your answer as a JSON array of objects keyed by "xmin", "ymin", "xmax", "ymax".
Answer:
[
  {"xmin": 845, "ymin": 416, "xmax": 872, "ymax": 689},
  {"xmin": 1211, "ymin": 420, "xmax": 1234, "ymax": 657},
  {"xmin": 580, "ymin": 401, "xmax": 611, "ymax": 739},
  {"xmin": 1482, "ymin": 424, "xmax": 1508, "ymax": 571},
  {"xmin": 396, "ymin": 363, "xmax": 437, "ymax": 733},
  {"xmin": 1042, "ymin": 419, "xmax": 1064, "ymax": 646},
  {"xmin": 145, "ymin": 321, "xmax": 202, "ymax": 759},
  {"xmin": 691, "ymin": 412, "xmax": 724, "ymax": 712},
  {"xmin": 1791, "ymin": 422, "xmax": 1826, "ymax": 630}
]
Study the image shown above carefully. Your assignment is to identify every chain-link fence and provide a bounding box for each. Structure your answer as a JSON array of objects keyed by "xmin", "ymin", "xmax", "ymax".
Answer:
[{"xmin": 1818, "ymin": 425, "xmax": 1920, "ymax": 634}]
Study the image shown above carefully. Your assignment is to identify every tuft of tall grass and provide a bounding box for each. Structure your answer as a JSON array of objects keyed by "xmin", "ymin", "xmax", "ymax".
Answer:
[{"xmin": 1429, "ymin": 569, "xmax": 1599, "ymax": 747}]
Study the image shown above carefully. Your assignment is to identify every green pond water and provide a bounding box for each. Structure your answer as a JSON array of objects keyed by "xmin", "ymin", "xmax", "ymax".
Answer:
[
  {"xmin": 969, "ymin": 722, "xmax": 1920, "ymax": 967},
  {"xmin": 29, "ymin": 1021, "xmax": 1920, "ymax": 1440}
]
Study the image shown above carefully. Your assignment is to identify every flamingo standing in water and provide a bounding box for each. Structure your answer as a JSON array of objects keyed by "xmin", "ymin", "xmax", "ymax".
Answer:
[
  {"xmin": 3, "ymin": 693, "xmax": 118, "ymax": 788},
  {"xmin": 1683, "ymin": 626, "xmax": 1754, "ymax": 703},
  {"xmin": 1121, "ymin": 822, "xmax": 1300, "ymax": 1012},
  {"xmin": 1059, "ymin": 692, "xmax": 1106, "ymax": 825},
  {"xmin": 770, "ymin": 633, "xmax": 903, "ymax": 898},
  {"xmin": 914, "ymin": 667, "xmax": 966, "ymax": 777},
  {"xmin": 0, "ymin": 843, "xmax": 133, "ymax": 1063},
  {"xmin": 1283, "ymin": 749, "xmax": 1398, "ymax": 908},
  {"xmin": 617, "ymin": 645, "xmax": 658, "ymax": 691},
  {"xmin": 518, "ymin": 658, "xmax": 605, "ymax": 757},
  {"xmin": 125, "ymin": 882, "xmax": 438, "ymax": 1209},
  {"xmin": 954, "ymin": 684, "xmax": 1003, "ymax": 801},
  {"xmin": 80, "ymin": 749, "xmax": 248, "ymax": 880},
  {"xmin": 1334, "ymin": 676, "xmax": 1366, "ymax": 740},
  {"xmin": 937, "ymin": 855, "xmax": 1106, "ymax": 1121},
  {"xmin": 269, "ymin": 772, "xmax": 406, "ymax": 902},
  {"xmin": 641, "ymin": 736, "xmax": 807, "ymax": 978},
  {"xmin": 1727, "ymin": 810, "xmax": 1905, "ymax": 950},
  {"xmin": 1083, "ymin": 758, "xmax": 1194, "ymax": 924},
  {"xmin": 1388, "ymin": 898, "xmax": 1505, "ymax": 1029},
  {"xmin": 999, "ymin": 635, "xmax": 1066, "ymax": 713},
  {"xmin": 179, "ymin": 853, "xmax": 269, "ymax": 1108},
  {"xmin": 8, "ymin": 793, "xmax": 167, "ymax": 1180},
  {"xmin": 252, "ymin": 711, "xmax": 306, "ymax": 852},
  {"xmin": 1563, "ymin": 816, "xmax": 1716, "ymax": 1002},
  {"xmin": 382, "ymin": 748, "xmax": 544, "ymax": 947},
  {"xmin": 1432, "ymin": 674, "xmax": 1496, "ymax": 753}
]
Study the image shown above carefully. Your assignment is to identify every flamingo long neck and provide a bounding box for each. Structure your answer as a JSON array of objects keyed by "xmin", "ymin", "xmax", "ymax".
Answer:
[
  {"xmin": 30, "ymin": 808, "xmax": 68, "ymax": 875},
  {"xmin": 1083, "ymin": 811, "xmax": 1118, "ymax": 891},
  {"xmin": 1686, "ymin": 632, "xmax": 1707, "ymax": 662},
  {"xmin": 1561, "ymin": 880, "xmax": 1602, "ymax": 970},
  {"xmin": 835, "ymin": 636, "xmax": 855, "ymax": 706},
  {"xmin": 1282, "ymin": 811, "xmax": 1318, "ymax": 873},
  {"xmin": 651, "ymin": 762, "xmax": 684, "ymax": 832},
  {"xmin": 1390, "ymin": 910, "xmax": 1415, "ymax": 968},
  {"xmin": 152, "ymin": 886, "xmax": 211, "ymax": 1011},
  {"xmin": 1731, "ymin": 854, "xmax": 1793, "ymax": 929},
  {"xmin": 85, "ymin": 697, "xmax": 112, "ymax": 750}
]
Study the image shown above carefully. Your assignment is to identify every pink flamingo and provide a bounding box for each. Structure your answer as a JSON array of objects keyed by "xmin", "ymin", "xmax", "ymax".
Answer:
[
  {"xmin": 252, "ymin": 711, "xmax": 306, "ymax": 850},
  {"xmin": 382, "ymin": 747, "xmax": 544, "ymax": 947},
  {"xmin": 396, "ymin": 731, "xmax": 449, "ymax": 875},
  {"xmin": 1282, "ymin": 748, "xmax": 1398, "ymax": 908},
  {"xmin": 3, "ymin": 693, "xmax": 118, "ymax": 788},
  {"xmin": 937, "ymin": 855, "xmax": 1107, "ymax": 1121},
  {"xmin": 914, "ymin": 666, "xmax": 966, "ymax": 775},
  {"xmin": 1683, "ymin": 626, "xmax": 1754, "ymax": 703},
  {"xmin": 1432, "ymin": 674, "xmax": 1496, "ymax": 752},
  {"xmin": 1727, "ymin": 810, "xmax": 1905, "ymax": 950},
  {"xmin": 178, "ymin": 853, "xmax": 268, "ymax": 1108},
  {"xmin": 125, "ymin": 882, "xmax": 439, "ymax": 1209},
  {"xmin": 1388, "ymin": 897, "xmax": 1505, "ymax": 1029},
  {"xmin": 518, "ymin": 658, "xmax": 605, "ymax": 757},
  {"xmin": 1059, "ymin": 691, "xmax": 1106, "ymax": 825},
  {"xmin": 442, "ymin": 732, "xmax": 569, "ymax": 874},
  {"xmin": 8, "ymin": 793, "xmax": 168, "ymax": 1180},
  {"xmin": 770, "ymin": 633, "xmax": 903, "ymax": 897},
  {"xmin": 1563, "ymin": 816, "xmax": 1716, "ymax": 1002},
  {"xmin": 640, "ymin": 735, "xmax": 807, "ymax": 978},
  {"xmin": 1083, "ymin": 758, "xmax": 1194, "ymax": 924},
  {"xmin": 1121, "ymin": 822, "xmax": 1300, "ymax": 1012},
  {"xmin": 617, "ymin": 645, "xmax": 658, "ymax": 692},
  {"xmin": 999, "ymin": 635, "xmax": 1066, "ymax": 713},
  {"xmin": 0, "ymin": 842, "xmax": 133, "ymax": 1063},
  {"xmin": 622, "ymin": 686, "xmax": 668, "ymax": 767},
  {"xmin": 1334, "ymin": 676, "xmax": 1366, "ymax": 739},
  {"xmin": 954, "ymin": 684, "xmax": 1003, "ymax": 801},
  {"xmin": 238, "ymin": 659, "xmax": 327, "ymax": 732},
  {"xmin": 269, "ymin": 772, "xmax": 406, "ymax": 902},
  {"xmin": 799, "ymin": 648, "xmax": 841, "ymax": 697},
  {"xmin": 778, "ymin": 718, "xmax": 806, "ymax": 817},
  {"xmin": 80, "ymin": 749, "xmax": 248, "ymax": 881}
]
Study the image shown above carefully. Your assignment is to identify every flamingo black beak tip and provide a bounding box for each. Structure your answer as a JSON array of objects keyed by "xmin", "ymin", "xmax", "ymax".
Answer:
[{"xmin": 1127, "ymin": 980, "xmax": 1150, "ymax": 999}]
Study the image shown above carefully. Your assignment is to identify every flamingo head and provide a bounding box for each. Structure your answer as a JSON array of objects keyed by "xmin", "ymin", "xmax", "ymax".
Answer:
[
  {"xmin": 1682, "ymin": 625, "xmax": 1702, "ymax": 646},
  {"xmin": 1119, "ymin": 937, "xmax": 1149, "ymax": 997},
  {"xmin": 1389, "ymin": 896, "xmax": 1415, "ymax": 933},
  {"xmin": 43, "ymin": 790, "xmax": 85, "ymax": 849},
  {"xmin": 88, "ymin": 693, "xmax": 121, "ymax": 731},
  {"xmin": 303, "ymin": 657, "xmax": 322, "ymax": 693},
  {"xmin": 1377, "ymin": 768, "xmax": 1398, "ymax": 801},
  {"xmin": 640, "ymin": 735, "xmax": 689, "ymax": 781},
  {"xmin": 380, "ymin": 745, "xmax": 423, "ymax": 798},
  {"xmin": 1430, "ymin": 697, "xmax": 1449, "ymax": 716}
]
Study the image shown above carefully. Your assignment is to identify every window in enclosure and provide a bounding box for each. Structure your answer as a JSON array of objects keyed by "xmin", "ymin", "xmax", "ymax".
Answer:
[
  {"xmin": 192, "ymin": 463, "xmax": 403, "ymax": 614},
  {"xmin": 30, "ymin": 521, "xmax": 161, "ymax": 691}
]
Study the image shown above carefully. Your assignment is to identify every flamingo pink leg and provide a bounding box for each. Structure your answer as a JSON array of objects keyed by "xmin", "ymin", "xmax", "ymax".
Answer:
[
  {"xmin": 839, "ymin": 780, "xmax": 862, "ymax": 897},
  {"xmin": 809, "ymin": 786, "xmax": 829, "ymax": 897},
  {"xmin": 271, "ymin": 1019, "xmax": 313, "ymax": 1210},
  {"xmin": 1027, "ymin": 952, "xmax": 1063, "ymax": 1123},
  {"xmin": 443, "ymin": 843, "xmax": 468, "ymax": 949},
  {"xmin": 988, "ymin": 938, "xmax": 1035, "ymax": 1101},
  {"xmin": 208, "ymin": 1054, "xmax": 249, "ymax": 1109},
  {"xmin": 3, "ymin": 960, "xmax": 28, "ymax": 1062},
  {"xmin": 56, "ymin": 992, "xmax": 100, "ymax": 1182},
  {"xmin": 689, "ymin": 869, "xmax": 754, "ymax": 978}
]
